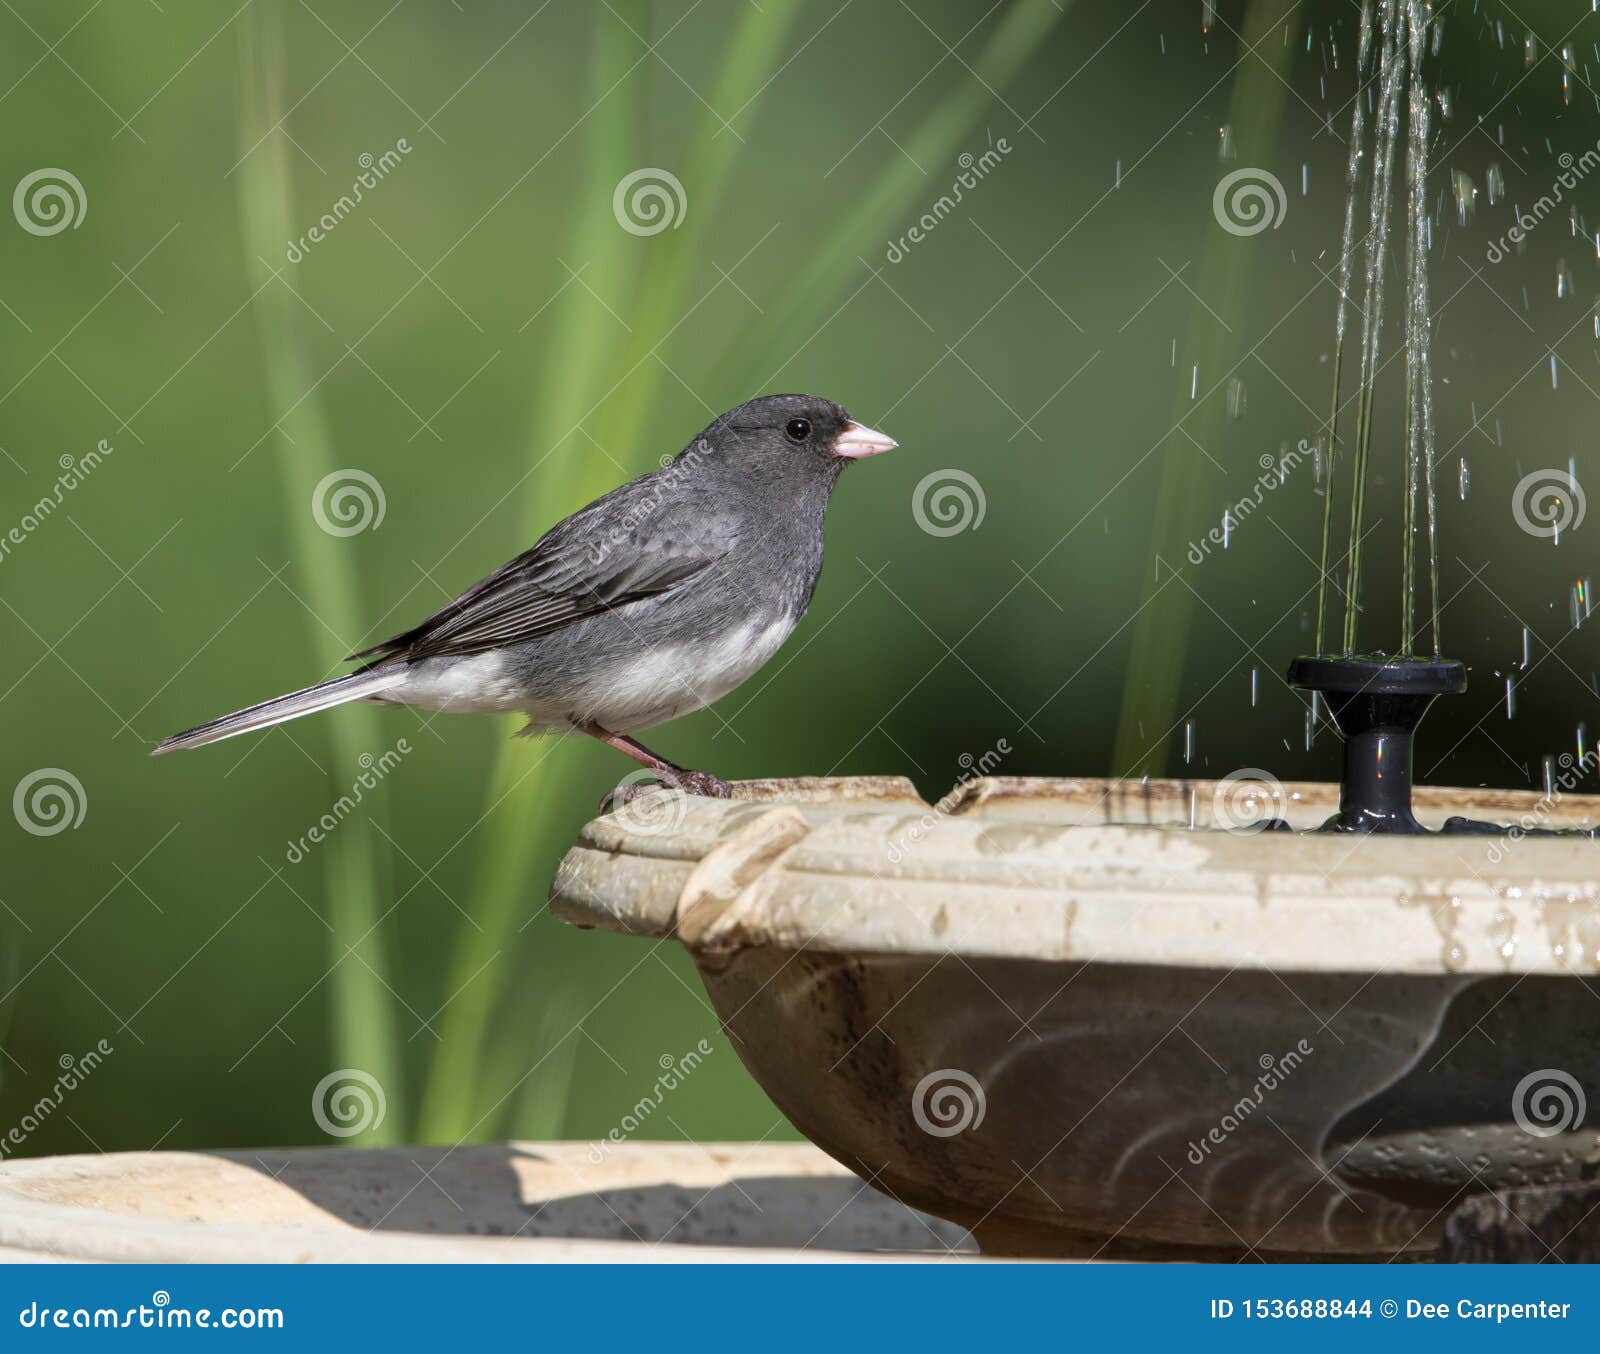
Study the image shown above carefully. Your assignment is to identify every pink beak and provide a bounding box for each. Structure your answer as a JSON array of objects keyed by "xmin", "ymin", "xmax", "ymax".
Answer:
[{"xmin": 833, "ymin": 420, "xmax": 898, "ymax": 459}]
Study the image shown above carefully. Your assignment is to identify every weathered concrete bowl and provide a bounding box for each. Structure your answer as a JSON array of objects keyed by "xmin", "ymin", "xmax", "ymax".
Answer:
[{"xmin": 551, "ymin": 776, "xmax": 1600, "ymax": 1259}]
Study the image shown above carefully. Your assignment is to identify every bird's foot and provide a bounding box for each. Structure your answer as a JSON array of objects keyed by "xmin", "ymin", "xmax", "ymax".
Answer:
[
  {"xmin": 599, "ymin": 767, "xmax": 733, "ymax": 813},
  {"xmin": 668, "ymin": 768, "xmax": 733, "ymax": 799}
]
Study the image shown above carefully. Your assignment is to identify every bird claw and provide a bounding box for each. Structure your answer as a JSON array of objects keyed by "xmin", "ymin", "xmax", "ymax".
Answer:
[
  {"xmin": 673, "ymin": 769, "xmax": 733, "ymax": 799},
  {"xmin": 599, "ymin": 769, "xmax": 732, "ymax": 814}
]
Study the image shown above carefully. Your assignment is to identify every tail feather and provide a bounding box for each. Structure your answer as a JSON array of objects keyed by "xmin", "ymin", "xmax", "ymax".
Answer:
[{"xmin": 150, "ymin": 668, "xmax": 409, "ymax": 755}]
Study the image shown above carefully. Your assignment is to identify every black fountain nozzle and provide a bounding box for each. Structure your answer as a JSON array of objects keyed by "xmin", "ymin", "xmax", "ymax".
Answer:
[{"xmin": 1288, "ymin": 654, "xmax": 1467, "ymax": 834}]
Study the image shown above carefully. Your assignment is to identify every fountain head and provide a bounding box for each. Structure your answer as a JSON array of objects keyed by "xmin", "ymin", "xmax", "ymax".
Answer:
[{"xmin": 1288, "ymin": 654, "xmax": 1467, "ymax": 833}]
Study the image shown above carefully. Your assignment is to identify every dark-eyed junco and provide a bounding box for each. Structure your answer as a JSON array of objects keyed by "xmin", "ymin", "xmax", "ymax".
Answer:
[{"xmin": 153, "ymin": 394, "xmax": 896, "ymax": 796}]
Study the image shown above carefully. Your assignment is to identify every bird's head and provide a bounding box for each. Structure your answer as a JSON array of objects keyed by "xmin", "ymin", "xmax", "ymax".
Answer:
[{"xmin": 689, "ymin": 394, "xmax": 896, "ymax": 480}]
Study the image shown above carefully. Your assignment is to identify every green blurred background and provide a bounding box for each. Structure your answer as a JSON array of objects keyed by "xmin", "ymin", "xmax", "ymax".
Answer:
[{"xmin": 2, "ymin": 0, "xmax": 1596, "ymax": 1155}]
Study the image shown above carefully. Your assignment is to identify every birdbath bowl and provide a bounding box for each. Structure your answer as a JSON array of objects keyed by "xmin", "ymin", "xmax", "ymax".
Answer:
[{"xmin": 551, "ymin": 775, "xmax": 1600, "ymax": 1259}]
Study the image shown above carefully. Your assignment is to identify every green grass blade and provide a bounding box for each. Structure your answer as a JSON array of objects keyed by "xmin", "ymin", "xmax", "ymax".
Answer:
[
  {"xmin": 417, "ymin": 0, "xmax": 804, "ymax": 1146},
  {"xmin": 728, "ymin": 0, "xmax": 1071, "ymax": 390},
  {"xmin": 1109, "ymin": 0, "xmax": 1295, "ymax": 777},
  {"xmin": 236, "ymin": 1, "xmax": 404, "ymax": 1144},
  {"xmin": 415, "ymin": 6, "xmax": 648, "ymax": 1145}
]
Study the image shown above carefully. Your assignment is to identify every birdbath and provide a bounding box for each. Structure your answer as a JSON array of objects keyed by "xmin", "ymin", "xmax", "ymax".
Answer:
[
  {"xmin": 552, "ymin": 775, "xmax": 1600, "ymax": 1259},
  {"xmin": 550, "ymin": 2, "xmax": 1600, "ymax": 1261}
]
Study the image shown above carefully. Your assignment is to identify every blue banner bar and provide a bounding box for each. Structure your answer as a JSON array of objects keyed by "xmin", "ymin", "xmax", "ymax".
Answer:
[{"xmin": 0, "ymin": 1264, "xmax": 1590, "ymax": 1348}]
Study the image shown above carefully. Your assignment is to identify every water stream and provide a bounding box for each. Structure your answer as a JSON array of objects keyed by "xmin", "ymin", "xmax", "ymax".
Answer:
[{"xmin": 1315, "ymin": 0, "xmax": 1443, "ymax": 660}]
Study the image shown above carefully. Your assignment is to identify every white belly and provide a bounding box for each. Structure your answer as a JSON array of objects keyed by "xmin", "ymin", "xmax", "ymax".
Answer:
[
  {"xmin": 380, "ymin": 615, "xmax": 799, "ymax": 732},
  {"xmin": 565, "ymin": 613, "xmax": 798, "ymax": 733}
]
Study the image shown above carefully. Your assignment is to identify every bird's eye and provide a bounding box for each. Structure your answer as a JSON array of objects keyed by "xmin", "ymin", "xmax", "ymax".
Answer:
[{"xmin": 785, "ymin": 418, "xmax": 812, "ymax": 442}]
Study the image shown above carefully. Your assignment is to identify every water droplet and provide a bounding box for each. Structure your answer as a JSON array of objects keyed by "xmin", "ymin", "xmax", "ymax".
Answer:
[
  {"xmin": 1506, "ymin": 676, "xmax": 1517, "ymax": 719},
  {"xmin": 1201, "ymin": 0, "xmax": 1215, "ymax": 35},
  {"xmin": 1250, "ymin": 666, "xmax": 1260, "ymax": 707},
  {"xmin": 1543, "ymin": 754, "xmax": 1558, "ymax": 797},
  {"xmin": 1525, "ymin": 30, "xmax": 1538, "ymax": 66},
  {"xmin": 1558, "ymin": 259, "xmax": 1575, "ymax": 299},
  {"xmin": 1450, "ymin": 170, "xmax": 1478, "ymax": 227},
  {"xmin": 1458, "ymin": 456, "xmax": 1471, "ymax": 500},
  {"xmin": 1490, "ymin": 908, "xmax": 1517, "ymax": 963},
  {"xmin": 1183, "ymin": 720, "xmax": 1196, "ymax": 764},
  {"xmin": 1217, "ymin": 123, "xmax": 1235, "ymax": 162},
  {"xmin": 1485, "ymin": 163, "xmax": 1505, "ymax": 205},
  {"xmin": 1225, "ymin": 375, "xmax": 1247, "ymax": 421}
]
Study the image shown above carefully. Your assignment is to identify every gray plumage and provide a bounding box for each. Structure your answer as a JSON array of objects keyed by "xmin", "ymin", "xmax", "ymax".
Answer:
[{"xmin": 153, "ymin": 394, "xmax": 896, "ymax": 791}]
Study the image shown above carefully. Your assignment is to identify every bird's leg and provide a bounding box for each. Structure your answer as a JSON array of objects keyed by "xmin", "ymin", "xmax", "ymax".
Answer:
[{"xmin": 582, "ymin": 723, "xmax": 733, "ymax": 807}]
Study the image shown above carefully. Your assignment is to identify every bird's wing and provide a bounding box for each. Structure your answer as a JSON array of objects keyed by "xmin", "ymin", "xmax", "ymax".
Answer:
[{"xmin": 350, "ymin": 489, "xmax": 732, "ymax": 663}]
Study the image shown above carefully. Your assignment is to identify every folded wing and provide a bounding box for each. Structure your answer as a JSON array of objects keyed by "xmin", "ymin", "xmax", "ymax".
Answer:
[{"xmin": 350, "ymin": 489, "xmax": 731, "ymax": 664}]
